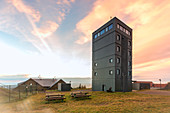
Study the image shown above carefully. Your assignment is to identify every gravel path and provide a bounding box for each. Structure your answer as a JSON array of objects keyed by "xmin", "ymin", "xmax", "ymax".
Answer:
[{"xmin": 136, "ymin": 90, "xmax": 170, "ymax": 96}]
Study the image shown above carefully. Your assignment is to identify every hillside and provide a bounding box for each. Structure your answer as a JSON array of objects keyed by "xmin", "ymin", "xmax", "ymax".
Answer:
[{"xmin": 0, "ymin": 90, "xmax": 170, "ymax": 113}]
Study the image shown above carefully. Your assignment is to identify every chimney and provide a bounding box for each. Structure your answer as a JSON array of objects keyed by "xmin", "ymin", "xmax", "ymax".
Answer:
[
  {"xmin": 38, "ymin": 75, "xmax": 42, "ymax": 80},
  {"xmin": 53, "ymin": 76, "xmax": 56, "ymax": 81}
]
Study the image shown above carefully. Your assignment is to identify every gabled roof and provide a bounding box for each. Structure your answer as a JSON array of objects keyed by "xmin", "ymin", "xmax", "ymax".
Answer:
[
  {"xmin": 32, "ymin": 78, "xmax": 58, "ymax": 87},
  {"xmin": 50, "ymin": 79, "xmax": 66, "ymax": 88}
]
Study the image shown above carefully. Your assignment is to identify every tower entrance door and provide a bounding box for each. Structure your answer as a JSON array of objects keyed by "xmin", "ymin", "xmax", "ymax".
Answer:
[{"xmin": 102, "ymin": 84, "xmax": 105, "ymax": 91}]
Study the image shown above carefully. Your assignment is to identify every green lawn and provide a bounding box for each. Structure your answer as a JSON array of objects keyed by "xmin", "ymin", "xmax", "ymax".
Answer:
[{"xmin": 0, "ymin": 90, "xmax": 170, "ymax": 113}]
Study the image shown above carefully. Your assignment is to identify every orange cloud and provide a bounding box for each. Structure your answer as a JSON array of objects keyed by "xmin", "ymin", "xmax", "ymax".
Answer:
[
  {"xmin": 75, "ymin": 0, "xmax": 127, "ymax": 44},
  {"xmin": 31, "ymin": 21, "xmax": 59, "ymax": 38},
  {"xmin": 9, "ymin": 0, "xmax": 41, "ymax": 22}
]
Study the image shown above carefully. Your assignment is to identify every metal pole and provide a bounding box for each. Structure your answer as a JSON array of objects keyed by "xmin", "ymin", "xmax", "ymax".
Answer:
[
  {"xmin": 159, "ymin": 79, "xmax": 161, "ymax": 89},
  {"xmin": 31, "ymin": 86, "xmax": 33, "ymax": 95},
  {"xmin": 26, "ymin": 85, "xmax": 28, "ymax": 97},
  {"xmin": 19, "ymin": 86, "xmax": 21, "ymax": 100},
  {"xmin": 9, "ymin": 85, "xmax": 11, "ymax": 102}
]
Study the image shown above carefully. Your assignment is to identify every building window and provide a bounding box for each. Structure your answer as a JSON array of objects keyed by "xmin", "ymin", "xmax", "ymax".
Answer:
[
  {"xmin": 120, "ymin": 26, "xmax": 123, "ymax": 31},
  {"xmin": 109, "ymin": 58, "xmax": 113, "ymax": 63},
  {"xmin": 106, "ymin": 27, "xmax": 108, "ymax": 32},
  {"xmin": 116, "ymin": 58, "xmax": 120, "ymax": 64},
  {"xmin": 116, "ymin": 46, "xmax": 120, "ymax": 52},
  {"xmin": 128, "ymin": 31, "xmax": 131, "ymax": 35},
  {"xmin": 128, "ymin": 51, "xmax": 132, "ymax": 56},
  {"xmin": 109, "ymin": 24, "xmax": 113, "ymax": 30},
  {"xmin": 117, "ymin": 69, "xmax": 120, "ymax": 75},
  {"xmin": 94, "ymin": 34, "xmax": 97, "ymax": 39},
  {"xmin": 109, "ymin": 70, "xmax": 113, "ymax": 75},
  {"xmin": 98, "ymin": 32, "xmax": 100, "ymax": 37},
  {"xmin": 117, "ymin": 24, "xmax": 119, "ymax": 29},
  {"xmin": 100, "ymin": 29, "xmax": 105, "ymax": 35},
  {"xmin": 128, "ymin": 71, "xmax": 132, "ymax": 76},
  {"xmin": 94, "ymin": 72, "xmax": 98, "ymax": 76},
  {"xmin": 128, "ymin": 41, "xmax": 131, "ymax": 46},
  {"xmin": 117, "ymin": 35, "xmax": 120, "ymax": 41},
  {"xmin": 123, "ymin": 28, "xmax": 126, "ymax": 32},
  {"xmin": 94, "ymin": 63, "xmax": 98, "ymax": 67},
  {"xmin": 128, "ymin": 61, "xmax": 132, "ymax": 66},
  {"xmin": 30, "ymin": 83, "xmax": 32, "ymax": 86},
  {"xmin": 126, "ymin": 30, "xmax": 128, "ymax": 34}
]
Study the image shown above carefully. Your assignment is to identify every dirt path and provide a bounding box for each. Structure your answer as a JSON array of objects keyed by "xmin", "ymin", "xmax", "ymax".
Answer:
[{"xmin": 136, "ymin": 90, "xmax": 170, "ymax": 96}]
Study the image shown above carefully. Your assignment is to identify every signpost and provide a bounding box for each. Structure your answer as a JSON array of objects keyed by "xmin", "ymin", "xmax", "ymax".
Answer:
[{"xmin": 159, "ymin": 79, "xmax": 161, "ymax": 89}]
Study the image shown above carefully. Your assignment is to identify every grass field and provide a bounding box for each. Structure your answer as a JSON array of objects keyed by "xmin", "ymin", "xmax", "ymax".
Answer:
[{"xmin": 0, "ymin": 90, "xmax": 170, "ymax": 113}]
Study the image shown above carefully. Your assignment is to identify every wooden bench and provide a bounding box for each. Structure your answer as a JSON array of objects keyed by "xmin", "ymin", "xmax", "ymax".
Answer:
[
  {"xmin": 45, "ymin": 93, "xmax": 65, "ymax": 102},
  {"xmin": 71, "ymin": 92, "xmax": 91, "ymax": 98}
]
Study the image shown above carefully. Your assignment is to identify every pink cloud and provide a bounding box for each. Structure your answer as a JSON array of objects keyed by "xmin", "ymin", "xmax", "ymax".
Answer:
[
  {"xmin": 31, "ymin": 21, "xmax": 59, "ymax": 38},
  {"xmin": 9, "ymin": 0, "xmax": 41, "ymax": 22},
  {"xmin": 75, "ymin": 0, "xmax": 128, "ymax": 44}
]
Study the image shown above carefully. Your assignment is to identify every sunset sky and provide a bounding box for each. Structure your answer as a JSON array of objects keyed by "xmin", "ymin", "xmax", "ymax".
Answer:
[{"xmin": 0, "ymin": 0, "xmax": 170, "ymax": 84}]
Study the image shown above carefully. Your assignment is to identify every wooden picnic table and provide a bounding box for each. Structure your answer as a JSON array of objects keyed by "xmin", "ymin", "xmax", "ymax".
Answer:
[
  {"xmin": 71, "ymin": 92, "xmax": 91, "ymax": 98},
  {"xmin": 46, "ymin": 93, "xmax": 65, "ymax": 96},
  {"xmin": 45, "ymin": 93, "xmax": 65, "ymax": 102}
]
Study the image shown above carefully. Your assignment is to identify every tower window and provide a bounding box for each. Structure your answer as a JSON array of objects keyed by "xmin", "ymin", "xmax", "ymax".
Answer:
[
  {"xmin": 128, "ymin": 31, "xmax": 131, "ymax": 35},
  {"xmin": 120, "ymin": 26, "xmax": 123, "ymax": 31},
  {"xmin": 128, "ymin": 61, "xmax": 132, "ymax": 66},
  {"xmin": 126, "ymin": 30, "xmax": 128, "ymax": 34},
  {"xmin": 128, "ymin": 71, "xmax": 132, "ymax": 76},
  {"xmin": 94, "ymin": 72, "xmax": 98, "ymax": 76},
  {"xmin": 116, "ymin": 69, "xmax": 120, "ymax": 75},
  {"xmin": 109, "ymin": 70, "xmax": 113, "ymax": 75},
  {"xmin": 116, "ymin": 58, "xmax": 120, "ymax": 64},
  {"xmin": 109, "ymin": 58, "xmax": 113, "ymax": 63},
  {"xmin": 117, "ymin": 24, "xmax": 119, "ymax": 29},
  {"xmin": 117, "ymin": 35, "xmax": 120, "ymax": 41},
  {"xmin": 98, "ymin": 32, "xmax": 100, "ymax": 36},
  {"xmin": 100, "ymin": 29, "xmax": 105, "ymax": 35},
  {"xmin": 106, "ymin": 27, "xmax": 108, "ymax": 32},
  {"xmin": 128, "ymin": 51, "xmax": 132, "ymax": 56},
  {"xmin": 128, "ymin": 41, "xmax": 131, "ymax": 46},
  {"xmin": 123, "ymin": 28, "xmax": 126, "ymax": 32},
  {"xmin": 94, "ymin": 34, "xmax": 97, "ymax": 39},
  {"xmin": 109, "ymin": 24, "xmax": 113, "ymax": 30},
  {"xmin": 116, "ymin": 46, "xmax": 120, "ymax": 52},
  {"xmin": 94, "ymin": 63, "xmax": 98, "ymax": 67}
]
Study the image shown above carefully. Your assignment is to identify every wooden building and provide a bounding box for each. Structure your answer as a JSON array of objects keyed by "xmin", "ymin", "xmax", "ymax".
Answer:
[{"xmin": 15, "ymin": 78, "xmax": 66, "ymax": 91}]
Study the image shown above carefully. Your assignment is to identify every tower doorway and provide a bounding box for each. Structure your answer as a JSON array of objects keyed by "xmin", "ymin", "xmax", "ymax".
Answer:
[{"xmin": 102, "ymin": 84, "xmax": 105, "ymax": 91}]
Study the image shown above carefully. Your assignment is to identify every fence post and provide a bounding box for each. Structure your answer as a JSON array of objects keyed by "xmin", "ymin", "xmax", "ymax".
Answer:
[
  {"xmin": 31, "ymin": 86, "xmax": 33, "ymax": 95},
  {"xmin": 9, "ymin": 85, "xmax": 11, "ymax": 102},
  {"xmin": 26, "ymin": 85, "xmax": 28, "ymax": 97},
  {"xmin": 19, "ymin": 86, "xmax": 21, "ymax": 100}
]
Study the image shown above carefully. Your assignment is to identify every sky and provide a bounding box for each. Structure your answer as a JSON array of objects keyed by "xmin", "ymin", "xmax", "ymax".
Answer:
[{"xmin": 0, "ymin": 0, "xmax": 170, "ymax": 84}]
